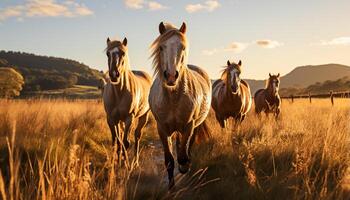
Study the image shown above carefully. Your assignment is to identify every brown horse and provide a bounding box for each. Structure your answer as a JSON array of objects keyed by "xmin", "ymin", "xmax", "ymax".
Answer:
[
  {"xmin": 254, "ymin": 73, "xmax": 281, "ymax": 118},
  {"xmin": 149, "ymin": 22, "xmax": 212, "ymax": 188},
  {"xmin": 212, "ymin": 60, "xmax": 252, "ymax": 128},
  {"xmin": 103, "ymin": 37, "xmax": 152, "ymax": 162}
]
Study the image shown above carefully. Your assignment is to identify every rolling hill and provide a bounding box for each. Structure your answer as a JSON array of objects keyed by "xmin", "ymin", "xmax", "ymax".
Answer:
[
  {"xmin": 245, "ymin": 64, "xmax": 350, "ymax": 94},
  {"xmin": 0, "ymin": 51, "xmax": 102, "ymax": 92}
]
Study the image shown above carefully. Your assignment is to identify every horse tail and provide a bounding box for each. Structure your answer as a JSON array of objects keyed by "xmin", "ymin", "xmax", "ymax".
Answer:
[{"xmin": 193, "ymin": 119, "xmax": 211, "ymax": 143}]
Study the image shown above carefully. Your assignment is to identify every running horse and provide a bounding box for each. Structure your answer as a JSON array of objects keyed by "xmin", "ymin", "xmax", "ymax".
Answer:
[
  {"xmin": 211, "ymin": 60, "xmax": 252, "ymax": 128},
  {"xmin": 254, "ymin": 73, "xmax": 281, "ymax": 118},
  {"xmin": 103, "ymin": 37, "xmax": 152, "ymax": 162},
  {"xmin": 149, "ymin": 22, "xmax": 212, "ymax": 188}
]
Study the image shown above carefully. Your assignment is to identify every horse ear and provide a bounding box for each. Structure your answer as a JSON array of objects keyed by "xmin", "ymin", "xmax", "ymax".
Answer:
[
  {"xmin": 179, "ymin": 22, "xmax": 187, "ymax": 34},
  {"xmin": 107, "ymin": 37, "xmax": 111, "ymax": 45},
  {"xmin": 159, "ymin": 22, "xmax": 166, "ymax": 35},
  {"xmin": 122, "ymin": 37, "xmax": 128, "ymax": 46},
  {"xmin": 238, "ymin": 60, "xmax": 242, "ymax": 66},
  {"xmin": 277, "ymin": 73, "xmax": 280, "ymax": 78},
  {"xmin": 269, "ymin": 73, "xmax": 272, "ymax": 77},
  {"xmin": 227, "ymin": 60, "xmax": 231, "ymax": 66}
]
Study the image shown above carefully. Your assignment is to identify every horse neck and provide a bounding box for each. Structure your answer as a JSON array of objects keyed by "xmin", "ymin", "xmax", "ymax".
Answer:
[{"xmin": 266, "ymin": 83, "xmax": 277, "ymax": 100}]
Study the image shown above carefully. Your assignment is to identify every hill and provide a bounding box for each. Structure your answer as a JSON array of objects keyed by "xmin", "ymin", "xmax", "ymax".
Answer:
[
  {"xmin": 246, "ymin": 64, "xmax": 350, "ymax": 94},
  {"xmin": 0, "ymin": 51, "xmax": 102, "ymax": 92},
  {"xmin": 279, "ymin": 76, "xmax": 350, "ymax": 96}
]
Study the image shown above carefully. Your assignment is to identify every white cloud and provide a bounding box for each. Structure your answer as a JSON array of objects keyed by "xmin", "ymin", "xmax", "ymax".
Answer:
[
  {"xmin": 148, "ymin": 1, "xmax": 168, "ymax": 11},
  {"xmin": 124, "ymin": 0, "xmax": 168, "ymax": 11},
  {"xmin": 202, "ymin": 39, "xmax": 283, "ymax": 56},
  {"xmin": 225, "ymin": 42, "xmax": 248, "ymax": 53},
  {"xmin": 0, "ymin": 0, "xmax": 93, "ymax": 21},
  {"xmin": 186, "ymin": 0, "xmax": 220, "ymax": 13},
  {"xmin": 255, "ymin": 39, "xmax": 283, "ymax": 49},
  {"xmin": 320, "ymin": 37, "xmax": 350, "ymax": 46},
  {"xmin": 124, "ymin": 0, "xmax": 144, "ymax": 9}
]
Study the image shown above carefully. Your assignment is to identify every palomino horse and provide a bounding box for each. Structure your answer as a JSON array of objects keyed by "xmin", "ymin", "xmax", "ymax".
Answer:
[
  {"xmin": 254, "ymin": 73, "xmax": 281, "ymax": 118},
  {"xmin": 149, "ymin": 22, "xmax": 212, "ymax": 188},
  {"xmin": 212, "ymin": 60, "xmax": 252, "ymax": 128},
  {"xmin": 103, "ymin": 37, "xmax": 152, "ymax": 161}
]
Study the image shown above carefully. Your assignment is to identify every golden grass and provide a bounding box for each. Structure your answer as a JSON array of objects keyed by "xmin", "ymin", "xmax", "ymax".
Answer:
[{"xmin": 0, "ymin": 98, "xmax": 349, "ymax": 199}]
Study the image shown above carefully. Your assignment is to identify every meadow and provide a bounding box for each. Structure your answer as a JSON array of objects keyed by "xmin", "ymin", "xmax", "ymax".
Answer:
[{"xmin": 0, "ymin": 98, "xmax": 349, "ymax": 200}]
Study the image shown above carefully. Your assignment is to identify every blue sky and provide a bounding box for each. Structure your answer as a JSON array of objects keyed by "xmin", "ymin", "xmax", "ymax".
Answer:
[{"xmin": 1, "ymin": 0, "xmax": 350, "ymax": 79}]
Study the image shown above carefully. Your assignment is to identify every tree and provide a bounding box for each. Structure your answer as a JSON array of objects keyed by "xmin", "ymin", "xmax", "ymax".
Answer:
[{"xmin": 0, "ymin": 68, "xmax": 25, "ymax": 98}]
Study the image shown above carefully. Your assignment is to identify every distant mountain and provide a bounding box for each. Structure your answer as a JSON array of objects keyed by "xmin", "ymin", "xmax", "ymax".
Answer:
[
  {"xmin": 0, "ymin": 51, "xmax": 102, "ymax": 91},
  {"xmin": 279, "ymin": 76, "xmax": 350, "ymax": 96},
  {"xmin": 245, "ymin": 64, "xmax": 350, "ymax": 94}
]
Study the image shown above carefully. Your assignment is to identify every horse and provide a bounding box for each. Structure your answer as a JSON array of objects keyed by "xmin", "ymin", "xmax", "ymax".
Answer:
[
  {"xmin": 254, "ymin": 73, "xmax": 281, "ymax": 118},
  {"xmin": 149, "ymin": 22, "xmax": 212, "ymax": 188},
  {"xmin": 211, "ymin": 60, "xmax": 252, "ymax": 128},
  {"xmin": 103, "ymin": 37, "xmax": 152, "ymax": 162}
]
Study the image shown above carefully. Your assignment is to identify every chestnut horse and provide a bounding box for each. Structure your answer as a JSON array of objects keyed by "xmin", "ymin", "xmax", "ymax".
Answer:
[
  {"xmin": 212, "ymin": 60, "xmax": 252, "ymax": 128},
  {"xmin": 103, "ymin": 37, "xmax": 152, "ymax": 162},
  {"xmin": 254, "ymin": 73, "xmax": 281, "ymax": 118},
  {"xmin": 149, "ymin": 22, "xmax": 212, "ymax": 188}
]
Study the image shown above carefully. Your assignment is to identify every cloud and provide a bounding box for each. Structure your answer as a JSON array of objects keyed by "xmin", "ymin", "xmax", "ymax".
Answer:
[
  {"xmin": 186, "ymin": 0, "xmax": 220, "ymax": 13},
  {"xmin": 202, "ymin": 39, "xmax": 283, "ymax": 56},
  {"xmin": 124, "ymin": 0, "xmax": 144, "ymax": 9},
  {"xmin": 255, "ymin": 40, "xmax": 283, "ymax": 49},
  {"xmin": 148, "ymin": 1, "xmax": 168, "ymax": 11},
  {"xmin": 124, "ymin": 0, "xmax": 168, "ymax": 11},
  {"xmin": 225, "ymin": 42, "xmax": 248, "ymax": 53},
  {"xmin": 0, "ymin": 0, "xmax": 93, "ymax": 21},
  {"xmin": 320, "ymin": 37, "xmax": 350, "ymax": 46}
]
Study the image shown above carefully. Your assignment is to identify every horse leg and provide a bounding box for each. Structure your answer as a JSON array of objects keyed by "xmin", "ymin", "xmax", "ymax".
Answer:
[
  {"xmin": 241, "ymin": 114, "xmax": 246, "ymax": 122},
  {"xmin": 177, "ymin": 121, "xmax": 194, "ymax": 174},
  {"xmin": 215, "ymin": 114, "xmax": 225, "ymax": 128},
  {"xmin": 275, "ymin": 108, "xmax": 281, "ymax": 120},
  {"xmin": 134, "ymin": 112, "xmax": 149, "ymax": 165},
  {"xmin": 158, "ymin": 123, "xmax": 175, "ymax": 189},
  {"xmin": 107, "ymin": 117, "xmax": 117, "ymax": 146},
  {"xmin": 123, "ymin": 114, "xmax": 135, "ymax": 151}
]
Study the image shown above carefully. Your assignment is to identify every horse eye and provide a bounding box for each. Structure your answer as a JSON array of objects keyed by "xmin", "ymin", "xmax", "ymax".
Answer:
[{"xmin": 159, "ymin": 46, "xmax": 163, "ymax": 51}]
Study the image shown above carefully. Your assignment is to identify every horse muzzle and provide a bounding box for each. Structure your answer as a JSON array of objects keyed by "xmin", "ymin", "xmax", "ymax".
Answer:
[
  {"xmin": 109, "ymin": 70, "xmax": 120, "ymax": 82},
  {"xmin": 164, "ymin": 70, "xmax": 179, "ymax": 87},
  {"xmin": 231, "ymin": 85, "xmax": 239, "ymax": 94}
]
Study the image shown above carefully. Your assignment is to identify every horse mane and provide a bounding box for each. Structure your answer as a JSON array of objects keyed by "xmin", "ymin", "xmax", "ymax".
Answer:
[
  {"xmin": 105, "ymin": 40, "xmax": 128, "ymax": 53},
  {"xmin": 150, "ymin": 23, "xmax": 188, "ymax": 76},
  {"xmin": 220, "ymin": 62, "xmax": 241, "ymax": 83}
]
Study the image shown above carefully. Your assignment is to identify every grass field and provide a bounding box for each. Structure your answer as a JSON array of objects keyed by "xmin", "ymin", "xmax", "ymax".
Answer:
[{"xmin": 0, "ymin": 98, "xmax": 349, "ymax": 199}]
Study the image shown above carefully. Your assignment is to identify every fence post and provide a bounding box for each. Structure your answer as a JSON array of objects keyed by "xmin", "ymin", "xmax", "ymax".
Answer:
[
  {"xmin": 308, "ymin": 92, "xmax": 312, "ymax": 103},
  {"xmin": 330, "ymin": 91, "xmax": 334, "ymax": 106},
  {"xmin": 291, "ymin": 94, "xmax": 294, "ymax": 103}
]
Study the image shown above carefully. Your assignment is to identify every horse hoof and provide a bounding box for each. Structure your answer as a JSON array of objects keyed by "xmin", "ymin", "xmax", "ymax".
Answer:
[{"xmin": 178, "ymin": 163, "xmax": 190, "ymax": 174}]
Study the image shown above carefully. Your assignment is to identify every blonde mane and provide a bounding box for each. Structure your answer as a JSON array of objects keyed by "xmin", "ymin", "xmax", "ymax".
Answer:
[
  {"xmin": 105, "ymin": 40, "xmax": 128, "ymax": 53},
  {"xmin": 220, "ymin": 63, "xmax": 241, "ymax": 83},
  {"xmin": 150, "ymin": 23, "xmax": 188, "ymax": 76}
]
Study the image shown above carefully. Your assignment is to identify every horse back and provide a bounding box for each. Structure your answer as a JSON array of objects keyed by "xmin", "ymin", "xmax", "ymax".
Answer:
[
  {"xmin": 187, "ymin": 64, "xmax": 211, "ymax": 86},
  {"xmin": 132, "ymin": 70, "xmax": 152, "ymax": 84},
  {"xmin": 254, "ymin": 89, "xmax": 265, "ymax": 99}
]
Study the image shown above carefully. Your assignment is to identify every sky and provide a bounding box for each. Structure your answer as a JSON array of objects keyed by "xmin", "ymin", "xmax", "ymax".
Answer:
[{"xmin": 1, "ymin": 0, "xmax": 350, "ymax": 80}]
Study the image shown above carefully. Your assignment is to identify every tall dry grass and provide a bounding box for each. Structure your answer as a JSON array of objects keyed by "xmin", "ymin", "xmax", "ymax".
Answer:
[{"xmin": 0, "ymin": 98, "xmax": 349, "ymax": 199}]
